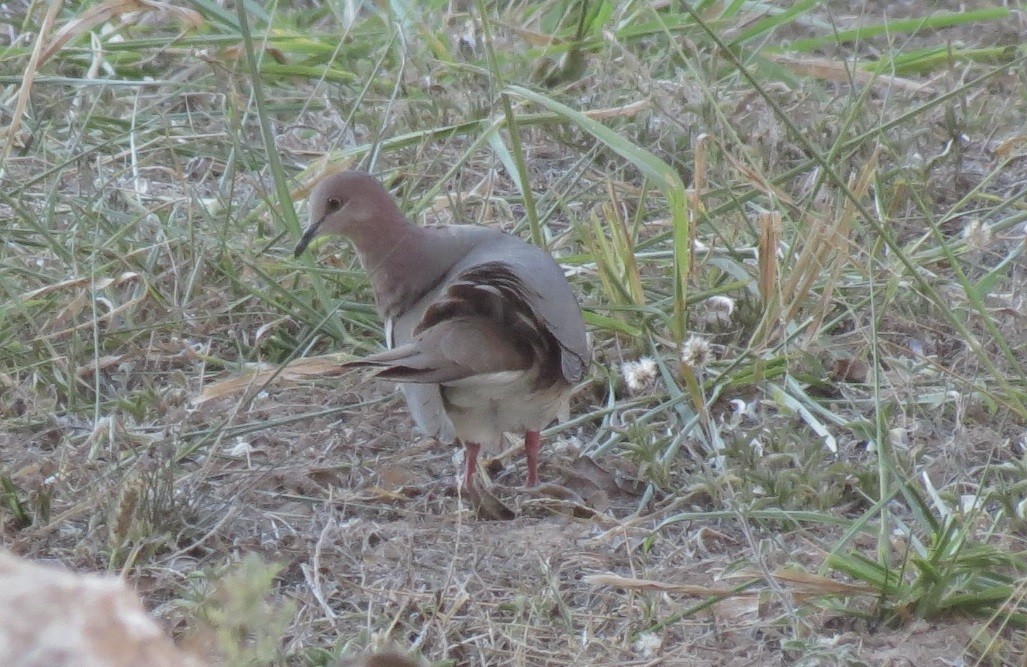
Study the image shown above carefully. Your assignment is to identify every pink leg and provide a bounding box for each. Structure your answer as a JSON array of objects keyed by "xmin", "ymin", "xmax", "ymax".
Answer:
[
  {"xmin": 524, "ymin": 430, "xmax": 541, "ymax": 487},
  {"xmin": 463, "ymin": 441, "xmax": 481, "ymax": 489}
]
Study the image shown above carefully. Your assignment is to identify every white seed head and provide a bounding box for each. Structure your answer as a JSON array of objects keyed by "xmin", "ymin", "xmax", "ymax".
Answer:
[
  {"xmin": 962, "ymin": 219, "xmax": 992, "ymax": 250},
  {"xmin": 227, "ymin": 437, "xmax": 253, "ymax": 457},
  {"xmin": 701, "ymin": 295, "xmax": 736, "ymax": 326},
  {"xmin": 705, "ymin": 295, "xmax": 735, "ymax": 315},
  {"xmin": 681, "ymin": 335, "xmax": 712, "ymax": 369},
  {"xmin": 633, "ymin": 632, "xmax": 662, "ymax": 658},
  {"xmin": 621, "ymin": 357, "xmax": 658, "ymax": 394}
]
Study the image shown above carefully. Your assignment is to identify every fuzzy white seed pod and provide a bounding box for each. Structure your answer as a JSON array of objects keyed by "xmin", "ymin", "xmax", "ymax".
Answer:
[
  {"xmin": 680, "ymin": 335, "xmax": 712, "ymax": 369},
  {"xmin": 701, "ymin": 295, "xmax": 736, "ymax": 326},
  {"xmin": 621, "ymin": 357, "xmax": 658, "ymax": 394},
  {"xmin": 962, "ymin": 219, "xmax": 992, "ymax": 250}
]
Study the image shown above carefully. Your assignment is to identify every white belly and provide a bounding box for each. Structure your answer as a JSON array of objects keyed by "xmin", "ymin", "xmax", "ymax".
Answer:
[
  {"xmin": 398, "ymin": 373, "xmax": 570, "ymax": 453},
  {"xmin": 440, "ymin": 370, "xmax": 571, "ymax": 454}
]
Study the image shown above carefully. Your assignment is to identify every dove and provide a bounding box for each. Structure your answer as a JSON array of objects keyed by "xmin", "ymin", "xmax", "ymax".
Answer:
[{"xmin": 294, "ymin": 170, "xmax": 588, "ymax": 489}]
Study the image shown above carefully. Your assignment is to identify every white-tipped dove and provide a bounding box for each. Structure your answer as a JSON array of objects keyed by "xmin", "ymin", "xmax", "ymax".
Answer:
[{"xmin": 294, "ymin": 170, "xmax": 589, "ymax": 489}]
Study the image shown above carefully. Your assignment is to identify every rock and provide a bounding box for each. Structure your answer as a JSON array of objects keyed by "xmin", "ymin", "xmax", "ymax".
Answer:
[{"xmin": 0, "ymin": 551, "xmax": 200, "ymax": 667}]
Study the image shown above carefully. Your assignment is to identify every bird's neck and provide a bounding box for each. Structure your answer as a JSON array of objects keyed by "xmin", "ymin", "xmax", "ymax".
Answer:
[{"xmin": 350, "ymin": 221, "xmax": 450, "ymax": 320}]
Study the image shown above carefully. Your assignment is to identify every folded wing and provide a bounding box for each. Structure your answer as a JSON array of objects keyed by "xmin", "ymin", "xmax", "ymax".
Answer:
[{"xmin": 345, "ymin": 262, "xmax": 563, "ymax": 388}]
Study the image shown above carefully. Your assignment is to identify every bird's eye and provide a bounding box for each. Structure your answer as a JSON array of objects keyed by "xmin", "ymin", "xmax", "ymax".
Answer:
[{"xmin": 326, "ymin": 197, "xmax": 344, "ymax": 212}]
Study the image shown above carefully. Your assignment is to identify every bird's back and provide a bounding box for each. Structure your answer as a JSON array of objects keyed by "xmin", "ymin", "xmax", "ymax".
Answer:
[{"xmin": 384, "ymin": 225, "xmax": 588, "ymax": 446}]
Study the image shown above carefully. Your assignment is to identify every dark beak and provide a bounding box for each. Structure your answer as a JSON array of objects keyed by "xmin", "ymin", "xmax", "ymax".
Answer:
[{"xmin": 294, "ymin": 216, "xmax": 325, "ymax": 258}]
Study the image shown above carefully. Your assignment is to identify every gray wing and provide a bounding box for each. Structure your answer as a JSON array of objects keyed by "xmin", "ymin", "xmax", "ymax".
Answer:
[{"xmin": 451, "ymin": 232, "xmax": 589, "ymax": 383}]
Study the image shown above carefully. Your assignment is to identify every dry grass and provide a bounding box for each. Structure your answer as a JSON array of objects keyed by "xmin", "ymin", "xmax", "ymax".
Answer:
[{"xmin": 2, "ymin": 0, "xmax": 1027, "ymax": 664}]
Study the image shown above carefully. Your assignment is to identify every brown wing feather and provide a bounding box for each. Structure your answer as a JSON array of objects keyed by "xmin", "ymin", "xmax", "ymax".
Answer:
[
  {"xmin": 347, "ymin": 263, "xmax": 564, "ymax": 388},
  {"xmin": 344, "ymin": 316, "xmax": 531, "ymax": 384}
]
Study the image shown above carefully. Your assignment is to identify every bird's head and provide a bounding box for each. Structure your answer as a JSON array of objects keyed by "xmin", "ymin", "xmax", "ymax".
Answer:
[{"xmin": 294, "ymin": 170, "xmax": 398, "ymax": 257}]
